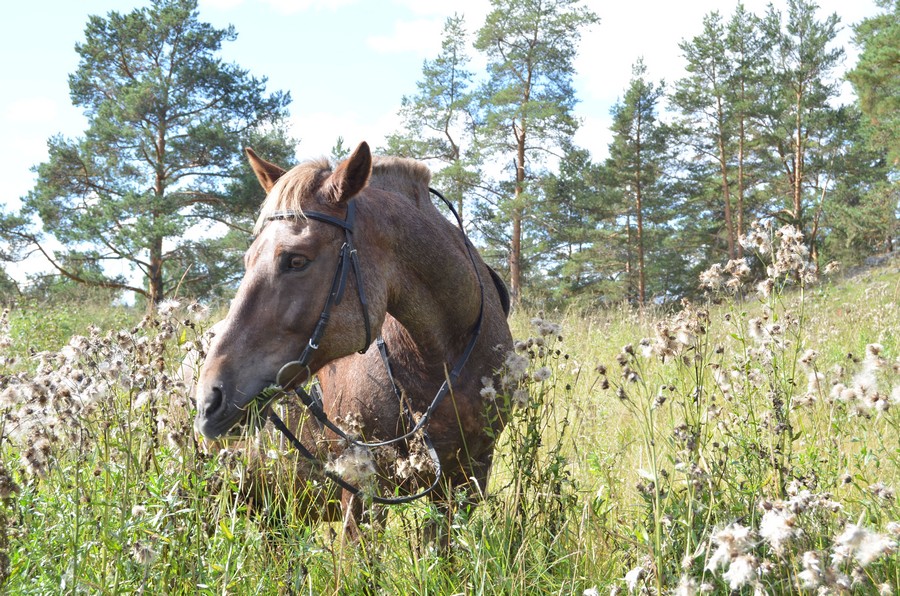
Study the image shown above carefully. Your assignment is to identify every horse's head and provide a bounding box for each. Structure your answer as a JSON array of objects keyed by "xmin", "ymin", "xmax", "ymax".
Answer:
[{"xmin": 194, "ymin": 142, "xmax": 385, "ymax": 439}]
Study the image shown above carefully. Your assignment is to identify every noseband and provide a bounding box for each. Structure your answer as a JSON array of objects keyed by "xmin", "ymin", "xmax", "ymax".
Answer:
[{"xmin": 258, "ymin": 189, "xmax": 485, "ymax": 505}]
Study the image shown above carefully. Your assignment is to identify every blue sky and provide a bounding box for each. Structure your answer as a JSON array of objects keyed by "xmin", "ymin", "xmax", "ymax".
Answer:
[{"xmin": 0, "ymin": 0, "xmax": 883, "ymax": 274}]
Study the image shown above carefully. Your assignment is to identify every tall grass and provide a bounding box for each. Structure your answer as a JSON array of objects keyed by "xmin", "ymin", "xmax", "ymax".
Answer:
[{"xmin": 0, "ymin": 223, "xmax": 898, "ymax": 594}]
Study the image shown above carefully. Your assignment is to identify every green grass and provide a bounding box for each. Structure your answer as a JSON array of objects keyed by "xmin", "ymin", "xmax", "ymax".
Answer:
[{"xmin": 1, "ymin": 244, "xmax": 899, "ymax": 594}]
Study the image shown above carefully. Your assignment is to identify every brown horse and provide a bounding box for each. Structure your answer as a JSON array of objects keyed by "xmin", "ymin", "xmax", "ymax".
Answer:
[{"xmin": 194, "ymin": 142, "xmax": 512, "ymax": 538}]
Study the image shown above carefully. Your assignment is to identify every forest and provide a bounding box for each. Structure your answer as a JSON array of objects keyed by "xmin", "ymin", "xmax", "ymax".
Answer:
[{"xmin": 0, "ymin": 0, "xmax": 896, "ymax": 310}]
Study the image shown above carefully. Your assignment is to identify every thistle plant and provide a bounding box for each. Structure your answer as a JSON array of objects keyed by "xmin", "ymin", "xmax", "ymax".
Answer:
[
  {"xmin": 0, "ymin": 231, "xmax": 896, "ymax": 594},
  {"xmin": 603, "ymin": 222, "xmax": 900, "ymax": 593}
]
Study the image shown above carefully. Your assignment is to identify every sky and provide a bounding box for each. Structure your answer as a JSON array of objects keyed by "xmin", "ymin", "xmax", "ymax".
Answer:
[{"xmin": 0, "ymin": 0, "xmax": 884, "ymax": 280}]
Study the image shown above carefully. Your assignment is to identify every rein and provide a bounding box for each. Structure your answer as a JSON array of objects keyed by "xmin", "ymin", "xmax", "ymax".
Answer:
[{"xmin": 261, "ymin": 188, "xmax": 485, "ymax": 505}]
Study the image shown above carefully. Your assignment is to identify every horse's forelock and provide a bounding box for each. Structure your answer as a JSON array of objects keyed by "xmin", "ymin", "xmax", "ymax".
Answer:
[
  {"xmin": 252, "ymin": 155, "xmax": 432, "ymax": 234},
  {"xmin": 253, "ymin": 158, "xmax": 332, "ymax": 233}
]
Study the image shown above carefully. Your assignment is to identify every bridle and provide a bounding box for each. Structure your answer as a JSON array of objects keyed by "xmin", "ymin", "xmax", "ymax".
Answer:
[{"xmin": 258, "ymin": 189, "xmax": 486, "ymax": 505}]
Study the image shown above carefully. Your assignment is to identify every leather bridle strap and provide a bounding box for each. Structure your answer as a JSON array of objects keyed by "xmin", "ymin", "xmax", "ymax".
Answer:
[
  {"xmin": 282, "ymin": 189, "xmax": 485, "ymax": 450},
  {"xmin": 263, "ymin": 188, "xmax": 484, "ymax": 505},
  {"xmin": 273, "ymin": 202, "xmax": 372, "ymax": 389},
  {"xmin": 268, "ymin": 407, "xmax": 444, "ymax": 505}
]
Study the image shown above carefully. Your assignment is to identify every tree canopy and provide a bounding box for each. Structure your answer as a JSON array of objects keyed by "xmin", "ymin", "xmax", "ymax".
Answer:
[{"xmin": 17, "ymin": 0, "xmax": 293, "ymax": 306}]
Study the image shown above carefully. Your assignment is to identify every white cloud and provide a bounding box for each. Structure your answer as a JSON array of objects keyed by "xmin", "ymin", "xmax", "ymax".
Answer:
[
  {"xmin": 289, "ymin": 108, "xmax": 403, "ymax": 158},
  {"xmin": 262, "ymin": 0, "xmax": 357, "ymax": 13},
  {"xmin": 392, "ymin": 0, "xmax": 492, "ymax": 23},
  {"xmin": 367, "ymin": 18, "xmax": 444, "ymax": 55},
  {"xmin": 573, "ymin": 113, "xmax": 613, "ymax": 161}
]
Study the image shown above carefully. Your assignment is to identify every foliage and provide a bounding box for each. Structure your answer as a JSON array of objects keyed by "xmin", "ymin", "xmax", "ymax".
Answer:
[
  {"xmin": 471, "ymin": 0, "xmax": 599, "ymax": 303},
  {"xmin": 377, "ymin": 0, "xmax": 897, "ymax": 308},
  {"xmin": 848, "ymin": 0, "xmax": 900, "ymax": 166},
  {"xmin": 384, "ymin": 15, "xmax": 482, "ymax": 226},
  {"xmin": 606, "ymin": 60, "xmax": 674, "ymax": 306},
  {"xmin": 16, "ymin": 0, "xmax": 293, "ymax": 305}
]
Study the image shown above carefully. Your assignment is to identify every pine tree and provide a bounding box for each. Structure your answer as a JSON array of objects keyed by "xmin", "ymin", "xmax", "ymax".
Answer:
[
  {"xmin": 757, "ymin": 0, "xmax": 844, "ymax": 259},
  {"xmin": 607, "ymin": 60, "xmax": 669, "ymax": 306},
  {"xmin": 384, "ymin": 15, "xmax": 480, "ymax": 223},
  {"xmin": 474, "ymin": 0, "xmax": 599, "ymax": 303},
  {"xmin": 672, "ymin": 11, "xmax": 740, "ymax": 259},
  {"xmin": 847, "ymin": 0, "xmax": 900, "ymax": 166},
  {"xmin": 19, "ymin": 0, "xmax": 292, "ymax": 305}
]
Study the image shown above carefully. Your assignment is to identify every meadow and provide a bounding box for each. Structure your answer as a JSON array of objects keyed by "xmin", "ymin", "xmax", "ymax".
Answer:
[{"xmin": 0, "ymin": 224, "xmax": 898, "ymax": 594}]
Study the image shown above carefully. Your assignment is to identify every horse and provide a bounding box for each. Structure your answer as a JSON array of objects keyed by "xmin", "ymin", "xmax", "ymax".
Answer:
[{"xmin": 194, "ymin": 141, "xmax": 513, "ymax": 540}]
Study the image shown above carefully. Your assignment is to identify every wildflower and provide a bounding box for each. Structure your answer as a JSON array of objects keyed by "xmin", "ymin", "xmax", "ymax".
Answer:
[
  {"xmin": 833, "ymin": 524, "xmax": 896, "ymax": 567},
  {"xmin": 759, "ymin": 509, "xmax": 799, "ymax": 556},
  {"xmin": 797, "ymin": 551, "xmax": 824, "ymax": 590},
  {"xmin": 0, "ymin": 386, "xmax": 20, "ymax": 409},
  {"xmin": 756, "ymin": 278, "xmax": 774, "ymax": 299},
  {"xmin": 504, "ymin": 352, "xmax": 529, "ymax": 382},
  {"xmin": 511, "ymin": 388, "xmax": 530, "ymax": 408},
  {"xmin": 740, "ymin": 223, "xmax": 772, "ymax": 255},
  {"xmin": 535, "ymin": 320, "xmax": 562, "ymax": 338},
  {"xmin": 623, "ymin": 565, "xmax": 644, "ymax": 593},
  {"xmin": 724, "ymin": 258, "xmax": 751, "ymax": 279},
  {"xmin": 325, "ymin": 446, "xmax": 376, "ymax": 487},
  {"xmin": 699, "ymin": 264, "xmax": 724, "ymax": 290},
  {"xmin": 187, "ymin": 301, "xmax": 209, "ymax": 321},
  {"xmin": 156, "ymin": 299, "xmax": 181, "ymax": 318},
  {"xmin": 707, "ymin": 523, "xmax": 755, "ymax": 571},
  {"xmin": 480, "ymin": 377, "xmax": 497, "ymax": 402},
  {"xmin": 799, "ymin": 349, "xmax": 818, "ymax": 368},
  {"xmin": 673, "ymin": 575, "xmax": 700, "ymax": 596},
  {"xmin": 582, "ymin": 588, "xmax": 600, "ymax": 596},
  {"xmin": 131, "ymin": 505, "xmax": 147, "ymax": 518},
  {"xmin": 532, "ymin": 366, "xmax": 552, "ymax": 382},
  {"xmin": 869, "ymin": 483, "xmax": 895, "ymax": 502},
  {"xmin": 722, "ymin": 554, "xmax": 757, "ymax": 590},
  {"xmin": 131, "ymin": 541, "xmax": 156, "ymax": 565},
  {"xmin": 395, "ymin": 440, "xmax": 433, "ymax": 480},
  {"xmin": 748, "ymin": 318, "xmax": 765, "ymax": 342},
  {"xmin": 823, "ymin": 261, "xmax": 840, "ymax": 275},
  {"xmin": 806, "ymin": 371, "xmax": 825, "ymax": 395},
  {"xmin": 866, "ymin": 343, "xmax": 883, "ymax": 358},
  {"xmin": 852, "ymin": 370, "xmax": 878, "ymax": 403}
]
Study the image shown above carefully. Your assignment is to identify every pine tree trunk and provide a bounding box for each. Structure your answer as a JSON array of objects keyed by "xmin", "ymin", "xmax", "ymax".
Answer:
[
  {"xmin": 717, "ymin": 119, "xmax": 736, "ymax": 260},
  {"xmin": 509, "ymin": 116, "xmax": 527, "ymax": 305},
  {"xmin": 149, "ymin": 237, "xmax": 164, "ymax": 307},
  {"xmin": 737, "ymin": 113, "xmax": 746, "ymax": 258},
  {"xmin": 636, "ymin": 182, "xmax": 645, "ymax": 307},
  {"xmin": 793, "ymin": 92, "xmax": 804, "ymax": 229},
  {"xmin": 635, "ymin": 120, "xmax": 646, "ymax": 307}
]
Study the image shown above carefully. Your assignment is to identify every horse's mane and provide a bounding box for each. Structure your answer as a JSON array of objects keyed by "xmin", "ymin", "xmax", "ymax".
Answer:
[{"xmin": 254, "ymin": 155, "xmax": 431, "ymax": 233}]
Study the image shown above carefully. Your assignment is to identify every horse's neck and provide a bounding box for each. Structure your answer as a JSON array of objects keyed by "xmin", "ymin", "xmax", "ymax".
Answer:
[{"xmin": 375, "ymin": 199, "xmax": 482, "ymax": 364}]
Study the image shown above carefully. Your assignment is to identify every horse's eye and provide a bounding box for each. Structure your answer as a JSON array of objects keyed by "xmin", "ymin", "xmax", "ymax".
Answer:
[{"xmin": 285, "ymin": 255, "xmax": 311, "ymax": 271}]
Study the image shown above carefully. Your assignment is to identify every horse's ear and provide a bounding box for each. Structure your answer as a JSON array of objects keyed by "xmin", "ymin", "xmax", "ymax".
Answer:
[
  {"xmin": 245, "ymin": 147, "xmax": 287, "ymax": 193},
  {"xmin": 327, "ymin": 142, "xmax": 372, "ymax": 204}
]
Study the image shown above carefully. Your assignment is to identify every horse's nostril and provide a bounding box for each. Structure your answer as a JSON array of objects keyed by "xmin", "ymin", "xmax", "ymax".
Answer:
[{"xmin": 206, "ymin": 386, "xmax": 224, "ymax": 416}]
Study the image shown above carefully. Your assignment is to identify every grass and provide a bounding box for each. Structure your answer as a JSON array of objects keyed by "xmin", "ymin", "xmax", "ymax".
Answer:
[{"xmin": 0, "ymin": 225, "xmax": 898, "ymax": 594}]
